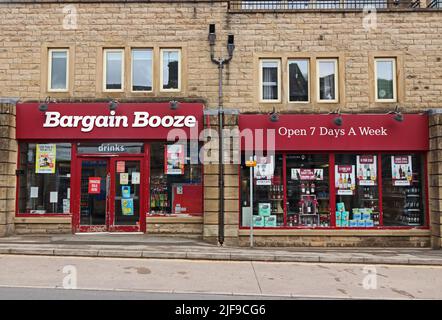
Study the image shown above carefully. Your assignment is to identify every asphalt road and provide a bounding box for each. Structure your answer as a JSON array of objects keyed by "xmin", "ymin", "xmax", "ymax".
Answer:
[{"xmin": 0, "ymin": 254, "xmax": 441, "ymax": 299}]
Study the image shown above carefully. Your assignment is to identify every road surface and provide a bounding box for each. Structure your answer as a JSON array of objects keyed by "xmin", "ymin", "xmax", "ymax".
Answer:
[{"xmin": 0, "ymin": 254, "xmax": 441, "ymax": 299}]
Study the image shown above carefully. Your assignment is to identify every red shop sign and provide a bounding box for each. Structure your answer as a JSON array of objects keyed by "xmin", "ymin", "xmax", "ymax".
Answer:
[
  {"xmin": 239, "ymin": 114, "xmax": 429, "ymax": 151},
  {"xmin": 16, "ymin": 103, "xmax": 204, "ymax": 140},
  {"xmin": 88, "ymin": 177, "xmax": 101, "ymax": 194}
]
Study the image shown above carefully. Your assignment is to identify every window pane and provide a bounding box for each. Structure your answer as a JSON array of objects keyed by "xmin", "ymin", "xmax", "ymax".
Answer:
[
  {"xmin": 132, "ymin": 49, "xmax": 152, "ymax": 91},
  {"xmin": 261, "ymin": 61, "xmax": 279, "ymax": 100},
  {"xmin": 335, "ymin": 154, "xmax": 380, "ymax": 228},
  {"xmin": 149, "ymin": 142, "xmax": 202, "ymax": 216},
  {"xmin": 318, "ymin": 60, "xmax": 336, "ymax": 100},
  {"xmin": 240, "ymin": 154, "xmax": 284, "ymax": 227},
  {"xmin": 50, "ymin": 51, "xmax": 67, "ymax": 90},
  {"xmin": 162, "ymin": 50, "xmax": 179, "ymax": 90},
  {"xmin": 105, "ymin": 51, "xmax": 122, "ymax": 90},
  {"xmin": 289, "ymin": 60, "xmax": 309, "ymax": 102},
  {"xmin": 376, "ymin": 60, "xmax": 394, "ymax": 100},
  {"xmin": 18, "ymin": 143, "xmax": 72, "ymax": 214},
  {"xmin": 316, "ymin": 0, "xmax": 340, "ymax": 8},
  {"xmin": 286, "ymin": 154, "xmax": 330, "ymax": 227},
  {"xmin": 382, "ymin": 154, "xmax": 425, "ymax": 226}
]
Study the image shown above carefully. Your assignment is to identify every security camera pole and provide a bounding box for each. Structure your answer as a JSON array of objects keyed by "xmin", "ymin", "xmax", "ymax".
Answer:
[{"xmin": 208, "ymin": 24, "xmax": 235, "ymax": 246}]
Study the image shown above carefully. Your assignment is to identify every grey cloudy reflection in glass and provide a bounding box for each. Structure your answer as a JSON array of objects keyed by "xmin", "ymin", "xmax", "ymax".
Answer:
[
  {"xmin": 51, "ymin": 51, "xmax": 67, "ymax": 90},
  {"xmin": 106, "ymin": 51, "xmax": 123, "ymax": 90},
  {"xmin": 132, "ymin": 49, "xmax": 152, "ymax": 91},
  {"xmin": 162, "ymin": 50, "xmax": 179, "ymax": 89}
]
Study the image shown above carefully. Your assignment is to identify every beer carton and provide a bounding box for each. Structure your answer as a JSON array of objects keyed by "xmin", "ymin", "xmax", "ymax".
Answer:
[
  {"xmin": 349, "ymin": 220, "xmax": 358, "ymax": 227},
  {"xmin": 336, "ymin": 219, "xmax": 342, "ymax": 227},
  {"xmin": 253, "ymin": 216, "xmax": 265, "ymax": 227},
  {"xmin": 335, "ymin": 211, "xmax": 342, "ymax": 221},
  {"xmin": 357, "ymin": 220, "xmax": 366, "ymax": 227},
  {"xmin": 362, "ymin": 212, "xmax": 371, "ymax": 220},
  {"xmin": 353, "ymin": 212, "xmax": 362, "ymax": 220},
  {"xmin": 264, "ymin": 215, "xmax": 277, "ymax": 227},
  {"xmin": 258, "ymin": 203, "xmax": 271, "ymax": 216},
  {"xmin": 341, "ymin": 211, "xmax": 349, "ymax": 221},
  {"xmin": 341, "ymin": 220, "xmax": 349, "ymax": 227},
  {"xmin": 365, "ymin": 219, "xmax": 374, "ymax": 227},
  {"xmin": 336, "ymin": 202, "xmax": 345, "ymax": 212}
]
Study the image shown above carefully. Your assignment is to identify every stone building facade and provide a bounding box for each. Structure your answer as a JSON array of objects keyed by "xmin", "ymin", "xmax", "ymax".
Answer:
[{"xmin": 0, "ymin": 0, "xmax": 441, "ymax": 247}]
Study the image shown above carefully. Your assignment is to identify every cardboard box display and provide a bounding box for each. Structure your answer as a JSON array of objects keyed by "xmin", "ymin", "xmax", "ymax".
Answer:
[
  {"xmin": 253, "ymin": 216, "xmax": 265, "ymax": 227},
  {"xmin": 341, "ymin": 211, "xmax": 349, "ymax": 221},
  {"xmin": 353, "ymin": 212, "xmax": 362, "ymax": 220},
  {"xmin": 335, "ymin": 211, "xmax": 342, "ymax": 221},
  {"xmin": 349, "ymin": 220, "xmax": 358, "ymax": 227},
  {"xmin": 264, "ymin": 215, "xmax": 277, "ymax": 227},
  {"xmin": 357, "ymin": 220, "xmax": 366, "ymax": 227},
  {"xmin": 336, "ymin": 202, "xmax": 345, "ymax": 212},
  {"xmin": 258, "ymin": 203, "xmax": 271, "ymax": 216},
  {"xmin": 365, "ymin": 220, "xmax": 374, "ymax": 227},
  {"xmin": 336, "ymin": 219, "xmax": 342, "ymax": 227},
  {"xmin": 362, "ymin": 212, "xmax": 371, "ymax": 220},
  {"xmin": 341, "ymin": 220, "xmax": 349, "ymax": 227}
]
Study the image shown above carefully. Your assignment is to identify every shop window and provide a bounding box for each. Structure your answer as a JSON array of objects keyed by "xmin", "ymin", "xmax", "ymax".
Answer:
[
  {"xmin": 131, "ymin": 49, "xmax": 153, "ymax": 92},
  {"xmin": 160, "ymin": 49, "xmax": 181, "ymax": 91},
  {"xmin": 103, "ymin": 49, "xmax": 124, "ymax": 91},
  {"xmin": 17, "ymin": 143, "xmax": 72, "ymax": 214},
  {"xmin": 240, "ymin": 154, "xmax": 284, "ymax": 227},
  {"xmin": 317, "ymin": 59, "xmax": 338, "ymax": 102},
  {"xmin": 334, "ymin": 154, "xmax": 380, "ymax": 228},
  {"xmin": 149, "ymin": 142, "xmax": 202, "ymax": 216},
  {"xmin": 260, "ymin": 59, "xmax": 281, "ymax": 102},
  {"xmin": 288, "ymin": 59, "xmax": 309, "ymax": 102},
  {"xmin": 375, "ymin": 58, "xmax": 396, "ymax": 102},
  {"xmin": 286, "ymin": 154, "xmax": 330, "ymax": 227},
  {"xmin": 381, "ymin": 154, "xmax": 425, "ymax": 226},
  {"xmin": 48, "ymin": 49, "xmax": 68, "ymax": 92}
]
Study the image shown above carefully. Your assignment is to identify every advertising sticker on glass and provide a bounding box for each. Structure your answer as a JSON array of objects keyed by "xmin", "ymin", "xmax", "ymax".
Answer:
[
  {"xmin": 357, "ymin": 155, "xmax": 377, "ymax": 186},
  {"xmin": 291, "ymin": 168, "xmax": 324, "ymax": 181},
  {"xmin": 254, "ymin": 155, "xmax": 274, "ymax": 185},
  {"xmin": 391, "ymin": 155, "xmax": 412, "ymax": 186},
  {"xmin": 35, "ymin": 144, "xmax": 56, "ymax": 174},
  {"xmin": 165, "ymin": 144, "xmax": 185, "ymax": 175},
  {"xmin": 335, "ymin": 165, "xmax": 356, "ymax": 195}
]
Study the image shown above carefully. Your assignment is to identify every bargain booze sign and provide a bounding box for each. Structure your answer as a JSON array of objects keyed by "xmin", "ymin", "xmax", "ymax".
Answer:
[
  {"xmin": 16, "ymin": 103, "xmax": 204, "ymax": 140},
  {"xmin": 239, "ymin": 114, "xmax": 429, "ymax": 151}
]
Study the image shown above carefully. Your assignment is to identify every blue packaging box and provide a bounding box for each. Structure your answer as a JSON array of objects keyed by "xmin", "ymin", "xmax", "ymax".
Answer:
[
  {"xmin": 362, "ymin": 213, "xmax": 371, "ymax": 220},
  {"xmin": 335, "ymin": 211, "xmax": 342, "ymax": 221},
  {"xmin": 341, "ymin": 220, "xmax": 349, "ymax": 227},
  {"xmin": 336, "ymin": 219, "xmax": 342, "ymax": 227},
  {"xmin": 357, "ymin": 220, "xmax": 366, "ymax": 227},
  {"xmin": 341, "ymin": 211, "xmax": 349, "ymax": 221},
  {"xmin": 365, "ymin": 219, "xmax": 374, "ymax": 227},
  {"xmin": 353, "ymin": 212, "xmax": 362, "ymax": 220},
  {"xmin": 349, "ymin": 220, "xmax": 358, "ymax": 227}
]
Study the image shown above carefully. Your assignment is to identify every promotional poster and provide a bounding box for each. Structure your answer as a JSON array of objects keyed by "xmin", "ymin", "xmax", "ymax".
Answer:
[
  {"xmin": 391, "ymin": 155, "xmax": 413, "ymax": 186},
  {"xmin": 35, "ymin": 144, "xmax": 56, "ymax": 174},
  {"xmin": 335, "ymin": 165, "xmax": 356, "ymax": 195},
  {"xmin": 165, "ymin": 144, "xmax": 185, "ymax": 175},
  {"xmin": 356, "ymin": 155, "xmax": 377, "ymax": 186},
  {"xmin": 291, "ymin": 168, "xmax": 324, "ymax": 181}
]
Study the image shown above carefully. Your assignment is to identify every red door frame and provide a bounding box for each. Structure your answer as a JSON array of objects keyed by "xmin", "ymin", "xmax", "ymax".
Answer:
[{"xmin": 72, "ymin": 153, "xmax": 147, "ymax": 233}]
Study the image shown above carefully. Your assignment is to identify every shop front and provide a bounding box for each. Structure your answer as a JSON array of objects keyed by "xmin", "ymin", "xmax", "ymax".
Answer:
[
  {"xmin": 238, "ymin": 113, "xmax": 430, "ymax": 246},
  {"xmin": 15, "ymin": 102, "xmax": 205, "ymax": 234}
]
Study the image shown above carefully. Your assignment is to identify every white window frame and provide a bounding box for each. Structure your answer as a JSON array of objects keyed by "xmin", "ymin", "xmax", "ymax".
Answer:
[
  {"xmin": 48, "ymin": 48, "xmax": 69, "ymax": 92},
  {"xmin": 160, "ymin": 48, "xmax": 181, "ymax": 92},
  {"xmin": 131, "ymin": 48, "xmax": 153, "ymax": 93},
  {"xmin": 316, "ymin": 58, "xmax": 339, "ymax": 103},
  {"xmin": 103, "ymin": 49, "xmax": 125, "ymax": 93},
  {"xmin": 287, "ymin": 58, "xmax": 310, "ymax": 103},
  {"xmin": 259, "ymin": 59, "xmax": 281, "ymax": 103},
  {"xmin": 374, "ymin": 57, "xmax": 397, "ymax": 103}
]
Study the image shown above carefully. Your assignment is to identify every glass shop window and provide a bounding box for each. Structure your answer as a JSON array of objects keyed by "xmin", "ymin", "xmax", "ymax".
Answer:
[
  {"xmin": 149, "ymin": 142, "xmax": 202, "ymax": 216},
  {"xmin": 160, "ymin": 49, "xmax": 181, "ymax": 91},
  {"xmin": 381, "ymin": 154, "xmax": 425, "ymax": 226},
  {"xmin": 240, "ymin": 154, "xmax": 284, "ymax": 228},
  {"xmin": 335, "ymin": 154, "xmax": 380, "ymax": 228},
  {"xmin": 18, "ymin": 143, "xmax": 72, "ymax": 214},
  {"xmin": 286, "ymin": 154, "xmax": 330, "ymax": 227}
]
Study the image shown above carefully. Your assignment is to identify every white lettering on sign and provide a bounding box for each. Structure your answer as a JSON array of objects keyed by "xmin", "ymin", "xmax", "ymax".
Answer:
[
  {"xmin": 278, "ymin": 126, "xmax": 388, "ymax": 139},
  {"xmin": 43, "ymin": 111, "xmax": 197, "ymax": 132}
]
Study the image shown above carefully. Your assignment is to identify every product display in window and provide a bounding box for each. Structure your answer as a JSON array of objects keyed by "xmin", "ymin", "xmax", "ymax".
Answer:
[
  {"xmin": 286, "ymin": 154, "xmax": 330, "ymax": 227},
  {"xmin": 149, "ymin": 142, "xmax": 203, "ymax": 216},
  {"xmin": 382, "ymin": 153, "xmax": 425, "ymax": 226}
]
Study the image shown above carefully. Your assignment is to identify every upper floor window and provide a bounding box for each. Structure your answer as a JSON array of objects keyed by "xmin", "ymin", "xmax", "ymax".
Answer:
[
  {"xmin": 260, "ymin": 59, "xmax": 281, "ymax": 102},
  {"xmin": 161, "ymin": 49, "xmax": 181, "ymax": 91},
  {"xmin": 131, "ymin": 49, "xmax": 153, "ymax": 92},
  {"xmin": 375, "ymin": 58, "xmax": 396, "ymax": 102},
  {"xmin": 103, "ymin": 49, "xmax": 124, "ymax": 92},
  {"xmin": 48, "ymin": 49, "xmax": 68, "ymax": 92},
  {"xmin": 288, "ymin": 59, "xmax": 309, "ymax": 103},
  {"xmin": 317, "ymin": 59, "xmax": 338, "ymax": 103}
]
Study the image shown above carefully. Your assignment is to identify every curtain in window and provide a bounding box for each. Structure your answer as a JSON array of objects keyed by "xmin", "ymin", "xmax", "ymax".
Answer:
[{"xmin": 262, "ymin": 62, "xmax": 278, "ymax": 100}]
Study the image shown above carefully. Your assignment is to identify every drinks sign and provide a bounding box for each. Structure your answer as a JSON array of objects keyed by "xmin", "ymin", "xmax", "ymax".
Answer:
[{"xmin": 291, "ymin": 168, "xmax": 324, "ymax": 181}]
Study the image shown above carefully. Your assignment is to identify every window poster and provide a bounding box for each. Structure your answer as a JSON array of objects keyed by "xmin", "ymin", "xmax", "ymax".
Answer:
[
  {"xmin": 121, "ymin": 198, "xmax": 134, "ymax": 216},
  {"xmin": 131, "ymin": 172, "xmax": 140, "ymax": 184},
  {"xmin": 391, "ymin": 155, "xmax": 413, "ymax": 186},
  {"xmin": 335, "ymin": 165, "xmax": 356, "ymax": 195},
  {"xmin": 291, "ymin": 168, "xmax": 324, "ymax": 181},
  {"xmin": 122, "ymin": 186, "xmax": 131, "ymax": 198},
  {"xmin": 357, "ymin": 155, "xmax": 377, "ymax": 186},
  {"xmin": 254, "ymin": 155, "xmax": 274, "ymax": 181},
  {"xmin": 30, "ymin": 187, "xmax": 39, "ymax": 198},
  {"xmin": 120, "ymin": 173, "xmax": 129, "ymax": 185},
  {"xmin": 50, "ymin": 191, "xmax": 58, "ymax": 203},
  {"xmin": 88, "ymin": 177, "xmax": 101, "ymax": 194},
  {"xmin": 165, "ymin": 144, "xmax": 185, "ymax": 175},
  {"xmin": 116, "ymin": 161, "xmax": 125, "ymax": 173},
  {"xmin": 35, "ymin": 144, "xmax": 56, "ymax": 174}
]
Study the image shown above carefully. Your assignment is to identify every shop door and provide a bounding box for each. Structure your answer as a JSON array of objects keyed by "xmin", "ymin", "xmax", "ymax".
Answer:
[
  {"xmin": 108, "ymin": 158, "xmax": 143, "ymax": 232},
  {"xmin": 75, "ymin": 157, "xmax": 144, "ymax": 233}
]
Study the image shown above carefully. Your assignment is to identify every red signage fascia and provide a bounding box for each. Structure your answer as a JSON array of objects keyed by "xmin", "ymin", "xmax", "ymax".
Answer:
[
  {"xmin": 239, "ymin": 114, "xmax": 429, "ymax": 151},
  {"xmin": 16, "ymin": 102, "xmax": 204, "ymax": 140}
]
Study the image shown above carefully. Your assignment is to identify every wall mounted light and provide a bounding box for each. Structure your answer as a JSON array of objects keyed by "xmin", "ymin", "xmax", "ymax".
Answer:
[
  {"xmin": 389, "ymin": 105, "xmax": 404, "ymax": 122},
  {"xmin": 269, "ymin": 107, "xmax": 279, "ymax": 122},
  {"xmin": 108, "ymin": 99, "xmax": 118, "ymax": 111},
  {"xmin": 169, "ymin": 100, "xmax": 179, "ymax": 110},
  {"xmin": 38, "ymin": 96, "xmax": 51, "ymax": 112},
  {"xmin": 329, "ymin": 108, "xmax": 343, "ymax": 126}
]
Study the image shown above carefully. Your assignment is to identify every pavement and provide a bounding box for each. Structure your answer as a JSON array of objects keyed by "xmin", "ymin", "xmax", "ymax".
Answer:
[{"xmin": 0, "ymin": 234, "xmax": 441, "ymax": 266}]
